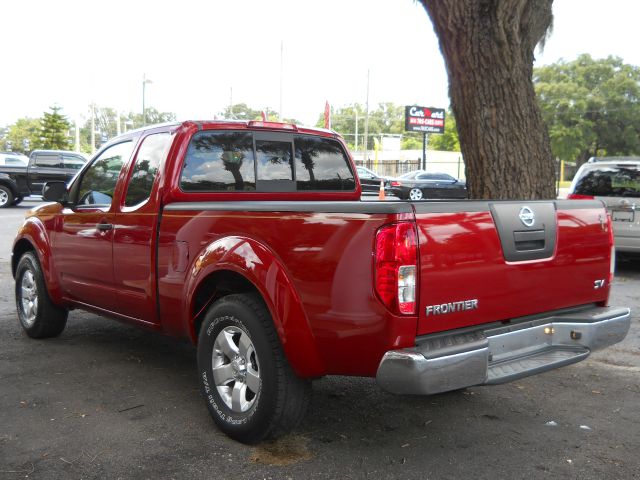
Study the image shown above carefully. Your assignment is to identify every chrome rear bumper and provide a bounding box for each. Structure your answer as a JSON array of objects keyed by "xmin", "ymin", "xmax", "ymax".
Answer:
[{"xmin": 376, "ymin": 306, "xmax": 631, "ymax": 395}]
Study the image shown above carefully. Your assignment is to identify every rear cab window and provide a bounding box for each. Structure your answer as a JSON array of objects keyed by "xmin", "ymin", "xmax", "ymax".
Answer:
[{"xmin": 180, "ymin": 130, "xmax": 355, "ymax": 192}]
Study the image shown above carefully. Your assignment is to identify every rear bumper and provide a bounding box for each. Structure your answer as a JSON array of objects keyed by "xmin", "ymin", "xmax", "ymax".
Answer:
[{"xmin": 376, "ymin": 306, "xmax": 631, "ymax": 395}]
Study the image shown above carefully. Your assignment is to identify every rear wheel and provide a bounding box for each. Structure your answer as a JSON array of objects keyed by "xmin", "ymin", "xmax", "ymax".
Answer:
[
  {"xmin": 15, "ymin": 252, "xmax": 68, "ymax": 338},
  {"xmin": 0, "ymin": 185, "xmax": 14, "ymax": 208},
  {"xmin": 409, "ymin": 188, "xmax": 424, "ymax": 200},
  {"xmin": 197, "ymin": 293, "xmax": 310, "ymax": 444}
]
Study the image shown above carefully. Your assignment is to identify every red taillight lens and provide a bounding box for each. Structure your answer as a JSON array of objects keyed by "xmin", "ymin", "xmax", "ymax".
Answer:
[
  {"xmin": 374, "ymin": 222, "xmax": 418, "ymax": 315},
  {"xmin": 607, "ymin": 212, "xmax": 615, "ymax": 285},
  {"xmin": 567, "ymin": 193, "xmax": 595, "ymax": 200}
]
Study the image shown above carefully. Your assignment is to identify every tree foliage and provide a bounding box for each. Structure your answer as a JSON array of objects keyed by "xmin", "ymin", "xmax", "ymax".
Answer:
[
  {"xmin": 220, "ymin": 103, "xmax": 299, "ymax": 125},
  {"xmin": 80, "ymin": 106, "xmax": 177, "ymax": 152},
  {"xmin": 40, "ymin": 106, "xmax": 72, "ymax": 150},
  {"xmin": 3, "ymin": 118, "xmax": 42, "ymax": 153},
  {"xmin": 421, "ymin": 0, "xmax": 556, "ymax": 200},
  {"xmin": 429, "ymin": 110, "xmax": 460, "ymax": 152},
  {"xmin": 534, "ymin": 54, "xmax": 640, "ymax": 164}
]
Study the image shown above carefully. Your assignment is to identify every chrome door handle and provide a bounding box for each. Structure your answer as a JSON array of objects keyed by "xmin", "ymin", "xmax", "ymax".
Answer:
[{"xmin": 97, "ymin": 223, "xmax": 113, "ymax": 232}]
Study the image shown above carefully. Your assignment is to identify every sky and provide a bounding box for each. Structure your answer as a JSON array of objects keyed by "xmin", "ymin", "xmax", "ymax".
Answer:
[{"xmin": 1, "ymin": 0, "xmax": 639, "ymax": 128}]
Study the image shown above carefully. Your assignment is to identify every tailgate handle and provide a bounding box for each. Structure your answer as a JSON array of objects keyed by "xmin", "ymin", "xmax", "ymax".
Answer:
[{"xmin": 513, "ymin": 229, "xmax": 545, "ymax": 251}]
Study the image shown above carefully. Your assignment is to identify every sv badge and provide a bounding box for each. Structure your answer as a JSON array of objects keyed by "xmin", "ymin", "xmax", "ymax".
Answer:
[{"xmin": 594, "ymin": 279, "xmax": 606, "ymax": 289}]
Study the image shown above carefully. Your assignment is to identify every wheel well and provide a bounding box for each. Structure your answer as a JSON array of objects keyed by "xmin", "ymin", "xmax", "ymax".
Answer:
[
  {"xmin": 12, "ymin": 239, "xmax": 35, "ymax": 277},
  {"xmin": 192, "ymin": 270, "xmax": 261, "ymax": 339},
  {"xmin": 0, "ymin": 180, "xmax": 19, "ymax": 196}
]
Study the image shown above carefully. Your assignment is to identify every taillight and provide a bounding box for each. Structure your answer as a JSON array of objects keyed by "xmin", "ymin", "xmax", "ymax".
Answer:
[
  {"xmin": 390, "ymin": 181, "xmax": 401, "ymax": 187},
  {"xmin": 607, "ymin": 212, "xmax": 615, "ymax": 285},
  {"xmin": 374, "ymin": 222, "xmax": 418, "ymax": 315},
  {"xmin": 567, "ymin": 193, "xmax": 595, "ymax": 200}
]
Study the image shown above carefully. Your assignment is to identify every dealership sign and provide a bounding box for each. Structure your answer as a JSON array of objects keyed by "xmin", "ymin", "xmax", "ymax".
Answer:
[{"xmin": 405, "ymin": 106, "xmax": 445, "ymax": 134}]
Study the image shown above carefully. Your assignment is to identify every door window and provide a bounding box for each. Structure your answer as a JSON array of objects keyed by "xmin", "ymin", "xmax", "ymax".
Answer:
[
  {"xmin": 125, "ymin": 133, "xmax": 172, "ymax": 206},
  {"xmin": 75, "ymin": 141, "xmax": 133, "ymax": 207},
  {"xmin": 34, "ymin": 153, "xmax": 63, "ymax": 168},
  {"xmin": 62, "ymin": 154, "xmax": 86, "ymax": 171}
]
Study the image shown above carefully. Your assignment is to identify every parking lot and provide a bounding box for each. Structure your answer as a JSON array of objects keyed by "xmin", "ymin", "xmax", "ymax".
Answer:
[{"xmin": 1, "ymin": 200, "xmax": 639, "ymax": 479}]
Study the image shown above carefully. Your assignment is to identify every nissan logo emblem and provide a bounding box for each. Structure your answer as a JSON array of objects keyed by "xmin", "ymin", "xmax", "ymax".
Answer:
[{"xmin": 519, "ymin": 206, "xmax": 535, "ymax": 227}]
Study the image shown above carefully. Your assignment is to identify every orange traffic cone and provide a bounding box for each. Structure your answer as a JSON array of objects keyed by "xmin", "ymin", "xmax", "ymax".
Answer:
[{"xmin": 378, "ymin": 179, "xmax": 386, "ymax": 200}]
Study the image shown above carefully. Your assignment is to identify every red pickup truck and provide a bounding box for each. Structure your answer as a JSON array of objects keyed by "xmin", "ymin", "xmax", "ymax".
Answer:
[{"xmin": 12, "ymin": 120, "xmax": 630, "ymax": 443}]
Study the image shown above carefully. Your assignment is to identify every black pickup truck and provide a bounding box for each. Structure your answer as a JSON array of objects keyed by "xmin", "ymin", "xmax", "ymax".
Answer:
[{"xmin": 0, "ymin": 150, "xmax": 87, "ymax": 207}]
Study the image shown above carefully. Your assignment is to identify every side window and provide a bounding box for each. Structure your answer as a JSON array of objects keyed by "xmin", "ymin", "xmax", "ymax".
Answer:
[
  {"xmin": 294, "ymin": 136, "xmax": 355, "ymax": 191},
  {"xmin": 181, "ymin": 131, "xmax": 255, "ymax": 191},
  {"xmin": 34, "ymin": 153, "xmax": 63, "ymax": 168},
  {"xmin": 62, "ymin": 154, "xmax": 86, "ymax": 171},
  {"xmin": 125, "ymin": 133, "xmax": 172, "ymax": 206},
  {"xmin": 76, "ymin": 141, "xmax": 133, "ymax": 207}
]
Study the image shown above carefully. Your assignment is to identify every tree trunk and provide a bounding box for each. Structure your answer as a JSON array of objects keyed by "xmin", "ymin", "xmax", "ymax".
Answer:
[{"xmin": 421, "ymin": 0, "xmax": 556, "ymax": 199}]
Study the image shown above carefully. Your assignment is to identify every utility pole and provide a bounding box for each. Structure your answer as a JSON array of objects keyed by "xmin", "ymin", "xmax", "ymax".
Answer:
[
  {"xmin": 75, "ymin": 117, "xmax": 80, "ymax": 152},
  {"xmin": 142, "ymin": 74, "xmax": 153, "ymax": 126},
  {"xmin": 279, "ymin": 40, "xmax": 284, "ymax": 121},
  {"xmin": 90, "ymin": 104, "xmax": 96, "ymax": 154},
  {"xmin": 355, "ymin": 110, "xmax": 359, "ymax": 153},
  {"xmin": 362, "ymin": 69, "xmax": 370, "ymax": 164}
]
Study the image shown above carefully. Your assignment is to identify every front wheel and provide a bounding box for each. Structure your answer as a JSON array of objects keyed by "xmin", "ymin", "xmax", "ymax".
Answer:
[
  {"xmin": 0, "ymin": 185, "xmax": 14, "ymax": 208},
  {"xmin": 409, "ymin": 188, "xmax": 424, "ymax": 200},
  {"xmin": 15, "ymin": 252, "xmax": 68, "ymax": 338},
  {"xmin": 197, "ymin": 293, "xmax": 310, "ymax": 444}
]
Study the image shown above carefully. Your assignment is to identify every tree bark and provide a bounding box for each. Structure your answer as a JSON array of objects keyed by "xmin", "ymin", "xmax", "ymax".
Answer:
[{"xmin": 421, "ymin": 0, "xmax": 556, "ymax": 199}]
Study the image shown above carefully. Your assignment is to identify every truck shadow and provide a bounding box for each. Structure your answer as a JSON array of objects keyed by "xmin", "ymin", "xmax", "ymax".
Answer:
[{"xmin": 616, "ymin": 254, "xmax": 640, "ymax": 274}]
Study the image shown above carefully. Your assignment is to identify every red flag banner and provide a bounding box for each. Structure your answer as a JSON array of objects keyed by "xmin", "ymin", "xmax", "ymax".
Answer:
[{"xmin": 324, "ymin": 101, "xmax": 331, "ymax": 129}]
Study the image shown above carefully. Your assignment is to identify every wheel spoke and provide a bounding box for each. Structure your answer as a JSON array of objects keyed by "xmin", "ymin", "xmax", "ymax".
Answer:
[
  {"xmin": 217, "ymin": 330, "xmax": 239, "ymax": 359},
  {"xmin": 212, "ymin": 363, "xmax": 235, "ymax": 386},
  {"xmin": 245, "ymin": 368, "xmax": 260, "ymax": 393},
  {"xmin": 238, "ymin": 332, "xmax": 252, "ymax": 358},
  {"xmin": 231, "ymin": 382, "xmax": 246, "ymax": 412}
]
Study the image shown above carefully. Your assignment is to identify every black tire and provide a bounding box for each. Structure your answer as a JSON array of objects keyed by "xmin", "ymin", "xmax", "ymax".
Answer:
[
  {"xmin": 15, "ymin": 252, "xmax": 68, "ymax": 338},
  {"xmin": 12, "ymin": 196, "xmax": 23, "ymax": 206},
  {"xmin": 0, "ymin": 185, "xmax": 14, "ymax": 208},
  {"xmin": 197, "ymin": 293, "xmax": 310, "ymax": 444}
]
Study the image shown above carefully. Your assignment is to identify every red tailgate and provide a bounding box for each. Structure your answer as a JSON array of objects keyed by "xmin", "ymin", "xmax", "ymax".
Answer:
[{"xmin": 414, "ymin": 200, "xmax": 612, "ymax": 336}]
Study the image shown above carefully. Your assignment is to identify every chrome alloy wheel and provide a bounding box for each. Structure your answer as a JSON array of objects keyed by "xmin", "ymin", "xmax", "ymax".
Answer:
[
  {"xmin": 19, "ymin": 270, "xmax": 38, "ymax": 327},
  {"xmin": 409, "ymin": 188, "xmax": 424, "ymax": 200},
  {"xmin": 212, "ymin": 326, "xmax": 261, "ymax": 413},
  {"xmin": 0, "ymin": 189, "xmax": 9, "ymax": 207}
]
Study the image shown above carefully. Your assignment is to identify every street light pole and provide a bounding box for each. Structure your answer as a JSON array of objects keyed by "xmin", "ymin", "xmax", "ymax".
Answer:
[{"xmin": 142, "ymin": 74, "xmax": 153, "ymax": 126}]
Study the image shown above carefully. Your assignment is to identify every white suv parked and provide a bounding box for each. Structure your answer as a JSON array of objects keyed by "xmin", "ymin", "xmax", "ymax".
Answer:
[{"xmin": 568, "ymin": 157, "xmax": 640, "ymax": 253}]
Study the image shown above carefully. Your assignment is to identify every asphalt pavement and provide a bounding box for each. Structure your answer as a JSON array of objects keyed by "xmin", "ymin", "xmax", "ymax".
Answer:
[{"xmin": 1, "ymin": 200, "xmax": 639, "ymax": 479}]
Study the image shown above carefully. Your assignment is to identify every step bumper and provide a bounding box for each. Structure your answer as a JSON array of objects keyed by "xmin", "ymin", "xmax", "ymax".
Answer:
[{"xmin": 376, "ymin": 306, "xmax": 631, "ymax": 395}]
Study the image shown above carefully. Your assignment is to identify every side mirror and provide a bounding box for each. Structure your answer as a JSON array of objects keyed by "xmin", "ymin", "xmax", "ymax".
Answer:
[{"xmin": 42, "ymin": 181, "xmax": 68, "ymax": 204}]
